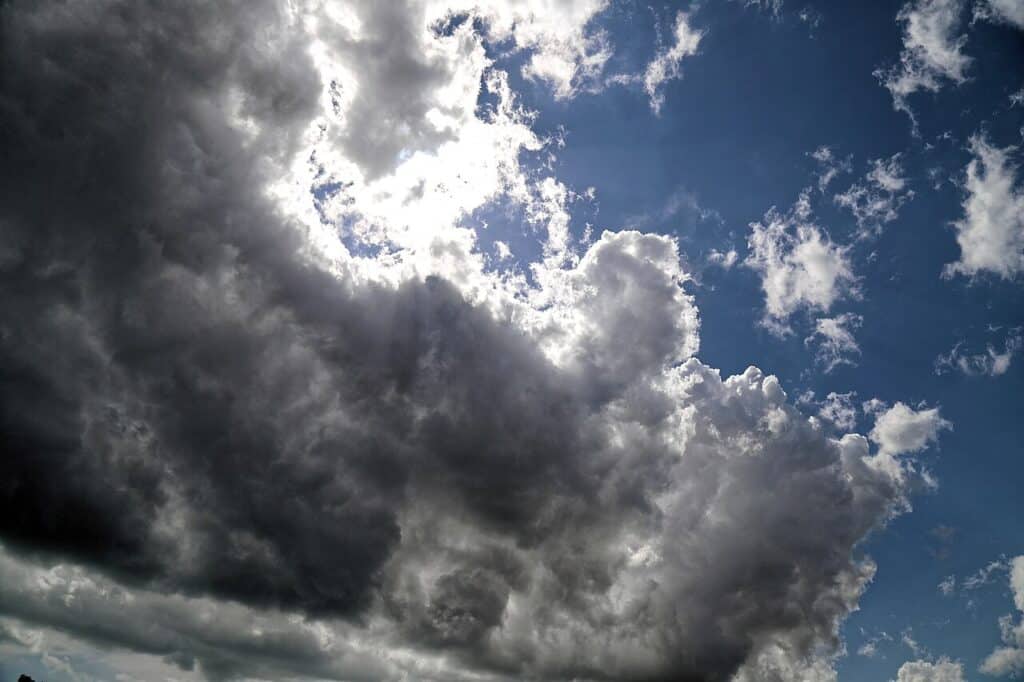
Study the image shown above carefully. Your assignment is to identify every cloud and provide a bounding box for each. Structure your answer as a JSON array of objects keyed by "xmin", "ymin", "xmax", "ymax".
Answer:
[
  {"xmin": 487, "ymin": 0, "xmax": 613, "ymax": 99},
  {"xmin": 806, "ymin": 313, "xmax": 863, "ymax": 373},
  {"xmin": 0, "ymin": 1, "xmax": 949, "ymax": 680},
  {"xmin": 980, "ymin": 556, "xmax": 1024, "ymax": 678},
  {"xmin": 708, "ymin": 248, "xmax": 740, "ymax": 269},
  {"xmin": 643, "ymin": 11, "xmax": 704, "ymax": 114},
  {"xmin": 876, "ymin": 0, "xmax": 971, "ymax": 128},
  {"xmin": 817, "ymin": 391, "xmax": 859, "ymax": 431},
  {"xmin": 895, "ymin": 657, "xmax": 966, "ymax": 682},
  {"xmin": 939, "ymin": 575, "xmax": 957, "ymax": 595},
  {"xmin": 935, "ymin": 327, "xmax": 1023, "ymax": 376},
  {"xmin": 746, "ymin": 192, "xmax": 858, "ymax": 331},
  {"xmin": 857, "ymin": 629, "xmax": 893, "ymax": 658},
  {"xmin": 736, "ymin": 0, "xmax": 785, "ymax": 17},
  {"xmin": 974, "ymin": 0, "xmax": 1024, "ymax": 30},
  {"xmin": 810, "ymin": 146, "xmax": 853, "ymax": 193},
  {"xmin": 869, "ymin": 402, "xmax": 952, "ymax": 458},
  {"xmin": 963, "ymin": 557, "xmax": 1012, "ymax": 590},
  {"xmin": 943, "ymin": 135, "xmax": 1024, "ymax": 280},
  {"xmin": 834, "ymin": 155, "xmax": 916, "ymax": 237}
]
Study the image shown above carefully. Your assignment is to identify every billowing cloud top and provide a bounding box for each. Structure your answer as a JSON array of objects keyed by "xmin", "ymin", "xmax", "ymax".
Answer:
[{"xmin": 0, "ymin": 1, "xmax": 953, "ymax": 681}]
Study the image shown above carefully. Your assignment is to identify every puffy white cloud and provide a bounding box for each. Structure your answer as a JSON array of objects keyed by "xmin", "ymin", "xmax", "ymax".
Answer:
[
  {"xmin": 746, "ymin": 192, "xmax": 858, "ymax": 331},
  {"xmin": 806, "ymin": 313, "xmax": 863, "ymax": 373},
  {"xmin": 980, "ymin": 556, "xmax": 1024, "ymax": 678},
  {"xmin": 876, "ymin": 0, "xmax": 971, "ymax": 127},
  {"xmin": 834, "ymin": 154, "xmax": 915, "ymax": 237},
  {"xmin": 526, "ymin": 229, "xmax": 700, "ymax": 400},
  {"xmin": 935, "ymin": 327, "xmax": 1023, "ymax": 376},
  {"xmin": 896, "ymin": 657, "xmax": 966, "ymax": 682},
  {"xmin": 869, "ymin": 401, "xmax": 952, "ymax": 457},
  {"xmin": 643, "ymin": 11, "xmax": 704, "ymax": 114},
  {"xmin": 944, "ymin": 135, "xmax": 1024, "ymax": 280}
]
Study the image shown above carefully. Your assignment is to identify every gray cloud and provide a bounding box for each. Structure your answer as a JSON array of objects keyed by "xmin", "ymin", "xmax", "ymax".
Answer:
[{"xmin": 0, "ymin": 1, "xmax": 947, "ymax": 680}]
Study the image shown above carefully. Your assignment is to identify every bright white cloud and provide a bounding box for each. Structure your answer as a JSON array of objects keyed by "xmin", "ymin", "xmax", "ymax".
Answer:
[
  {"xmin": 944, "ymin": 135, "xmax": 1024, "ymax": 280},
  {"xmin": 807, "ymin": 313, "xmax": 863, "ymax": 373},
  {"xmin": 746, "ymin": 192, "xmax": 858, "ymax": 331},
  {"xmin": 869, "ymin": 401, "xmax": 952, "ymax": 457},
  {"xmin": 896, "ymin": 657, "xmax": 966, "ymax": 682},
  {"xmin": 876, "ymin": 0, "xmax": 971, "ymax": 127},
  {"xmin": 643, "ymin": 11, "xmax": 704, "ymax": 114}
]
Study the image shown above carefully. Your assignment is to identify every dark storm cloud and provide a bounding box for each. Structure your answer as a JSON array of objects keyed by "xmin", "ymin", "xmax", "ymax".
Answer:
[{"xmin": 0, "ymin": 1, "xmax": 942, "ymax": 681}]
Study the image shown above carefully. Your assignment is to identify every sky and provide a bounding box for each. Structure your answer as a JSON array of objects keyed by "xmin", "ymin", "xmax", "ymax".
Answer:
[{"xmin": 0, "ymin": 0, "xmax": 1022, "ymax": 681}]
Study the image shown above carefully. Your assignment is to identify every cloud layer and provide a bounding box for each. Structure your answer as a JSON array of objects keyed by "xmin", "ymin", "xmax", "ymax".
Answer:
[{"xmin": 0, "ymin": 1, "xmax": 951, "ymax": 680}]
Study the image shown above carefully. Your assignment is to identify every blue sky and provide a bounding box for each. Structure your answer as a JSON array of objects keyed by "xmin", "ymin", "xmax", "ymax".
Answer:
[{"xmin": 0, "ymin": 1, "xmax": 1022, "ymax": 681}]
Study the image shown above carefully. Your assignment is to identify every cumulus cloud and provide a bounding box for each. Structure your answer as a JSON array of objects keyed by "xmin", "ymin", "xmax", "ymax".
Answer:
[
  {"xmin": 896, "ymin": 657, "xmax": 966, "ymax": 682},
  {"xmin": 876, "ymin": 0, "xmax": 971, "ymax": 128},
  {"xmin": 869, "ymin": 402, "xmax": 952, "ymax": 458},
  {"xmin": 806, "ymin": 313, "xmax": 864, "ymax": 373},
  {"xmin": 944, "ymin": 135, "xmax": 1024, "ymax": 279},
  {"xmin": 0, "ymin": 1, "xmax": 948, "ymax": 680},
  {"xmin": 834, "ymin": 154, "xmax": 916, "ymax": 237},
  {"xmin": 643, "ymin": 10, "xmax": 704, "ymax": 114},
  {"xmin": 746, "ymin": 192, "xmax": 858, "ymax": 332},
  {"xmin": 935, "ymin": 327, "xmax": 1023, "ymax": 376},
  {"xmin": 980, "ymin": 556, "xmax": 1024, "ymax": 678}
]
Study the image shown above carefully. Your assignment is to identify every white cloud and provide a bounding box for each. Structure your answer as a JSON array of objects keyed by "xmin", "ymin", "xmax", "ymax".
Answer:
[
  {"xmin": 975, "ymin": 0, "xmax": 1024, "ymax": 29},
  {"xmin": 708, "ymin": 248, "xmax": 739, "ymax": 269},
  {"xmin": 834, "ymin": 154, "xmax": 916, "ymax": 237},
  {"xmin": 818, "ymin": 391, "xmax": 859, "ymax": 431},
  {"xmin": 746, "ymin": 192, "xmax": 858, "ymax": 331},
  {"xmin": 939, "ymin": 575, "xmax": 957, "ymax": 595},
  {"xmin": 643, "ymin": 11, "xmax": 704, "ymax": 114},
  {"xmin": 944, "ymin": 135, "xmax": 1024, "ymax": 280},
  {"xmin": 935, "ymin": 327, "xmax": 1023, "ymax": 376},
  {"xmin": 980, "ymin": 556, "xmax": 1024, "ymax": 678},
  {"xmin": 876, "ymin": 0, "xmax": 971, "ymax": 128},
  {"xmin": 807, "ymin": 313, "xmax": 863, "ymax": 373},
  {"xmin": 869, "ymin": 401, "xmax": 952, "ymax": 458},
  {"xmin": 896, "ymin": 657, "xmax": 966, "ymax": 682}
]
